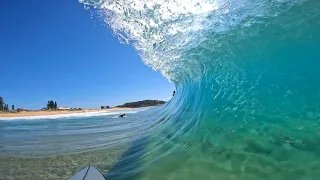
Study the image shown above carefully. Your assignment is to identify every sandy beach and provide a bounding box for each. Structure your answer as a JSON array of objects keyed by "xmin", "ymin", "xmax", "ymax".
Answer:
[{"xmin": 0, "ymin": 108, "xmax": 131, "ymax": 118}]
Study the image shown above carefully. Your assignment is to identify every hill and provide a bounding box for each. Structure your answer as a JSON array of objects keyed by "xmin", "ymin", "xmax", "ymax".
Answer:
[{"xmin": 117, "ymin": 100, "xmax": 166, "ymax": 108}]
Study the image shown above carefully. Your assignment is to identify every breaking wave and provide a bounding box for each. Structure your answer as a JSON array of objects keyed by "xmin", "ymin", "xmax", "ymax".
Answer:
[
  {"xmin": 77, "ymin": 0, "xmax": 320, "ymax": 179},
  {"xmin": 1, "ymin": 0, "xmax": 320, "ymax": 179}
]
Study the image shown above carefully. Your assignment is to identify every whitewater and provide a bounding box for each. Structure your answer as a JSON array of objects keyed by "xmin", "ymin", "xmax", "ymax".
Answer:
[{"xmin": 1, "ymin": 0, "xmax": 320, "ymax": 179}]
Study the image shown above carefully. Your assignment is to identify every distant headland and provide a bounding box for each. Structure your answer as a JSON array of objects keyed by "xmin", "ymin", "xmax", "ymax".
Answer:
[{"xmin": 117, "ymin": 100, "xmax": 166, "ymax": 108}]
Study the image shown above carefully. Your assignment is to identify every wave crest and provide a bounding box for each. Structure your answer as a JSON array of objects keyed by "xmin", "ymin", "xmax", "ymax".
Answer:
[{"xmin": 79, "ymin": 0, "xmax": 302, "ymax": 82}]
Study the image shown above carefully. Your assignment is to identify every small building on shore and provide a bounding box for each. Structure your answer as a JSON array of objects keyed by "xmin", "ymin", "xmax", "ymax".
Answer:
[{"xmin": 57, "ymin": 107, "xmax": 71, "ymax": 110}]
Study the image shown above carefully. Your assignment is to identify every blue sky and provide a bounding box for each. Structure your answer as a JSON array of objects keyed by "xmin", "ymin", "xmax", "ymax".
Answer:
[{"xmin": 0, "ymin": 1, "xmax": 174, "ymax": 109}]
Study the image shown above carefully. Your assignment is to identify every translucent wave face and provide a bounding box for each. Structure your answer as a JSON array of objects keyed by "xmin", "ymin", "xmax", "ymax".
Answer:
[{"xmin": 79, "ymin": 0, "xmax": 302, "ymax": 82}]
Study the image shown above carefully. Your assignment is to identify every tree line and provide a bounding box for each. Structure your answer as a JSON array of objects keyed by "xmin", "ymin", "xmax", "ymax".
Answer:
[
  {"xmin": 101, "ymin": 106, "xmax": 110, "ymax": 109},
  {"xmin": 47, "ymin": 100, "xmax": 58, "ymax": 109},
  {"xmin": 0, "ymin": 96, "xmax": 15, "ymax": 111}
]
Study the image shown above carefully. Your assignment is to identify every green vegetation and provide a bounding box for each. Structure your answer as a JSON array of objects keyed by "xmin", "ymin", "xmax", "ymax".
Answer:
[
  {"xmin": 117, "ymin": 100, "xmax": 165, "ymax": 108},
  {"xmin": 3, "ymin": 104, "xmax": 9, "ymax": 111},
  {"xmin": 0, "ymin": 96, "xmax": 164, "ymax": 112},
  {"xmin": 0, "ymin": 96, "xmax": 3, "ymax": 110},
  {"xmin": 47, "ymin": 100, "xmax": 58, "ymax": 110},
  {"xmin": 0, "ymin": 96, "xmax": 15, "ymax": 111},
  {"xmin": 0, "ymin": 96, "xmax": 3, "ymax": 111},
  {"xmin": 101, "ymin": 106, "xmax": 110, "ymax": 109}
]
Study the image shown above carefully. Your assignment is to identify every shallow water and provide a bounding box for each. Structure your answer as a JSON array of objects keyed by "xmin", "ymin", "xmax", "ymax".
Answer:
[
  {"xmin": 0, "ymin": 108, "xmax": 153, "ymax": 180},
  {"xmin": 2, "ymin": 0, "xmax": 320, "ymax": 179}
]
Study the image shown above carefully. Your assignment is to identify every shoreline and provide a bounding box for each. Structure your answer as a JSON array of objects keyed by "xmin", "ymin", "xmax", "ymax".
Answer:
[{"xmin": 0, "ymin": 108, "xmax": 132, "ymax": 118}]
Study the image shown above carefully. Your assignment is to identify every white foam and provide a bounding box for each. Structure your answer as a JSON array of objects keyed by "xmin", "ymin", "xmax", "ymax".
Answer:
[
  {"xmin": 79, "ymin": 0, "xmax": 302, "ymax": 82},
  {"xmin": 0, "ymin": 108, "xmax": 149, "ymax": 121}
]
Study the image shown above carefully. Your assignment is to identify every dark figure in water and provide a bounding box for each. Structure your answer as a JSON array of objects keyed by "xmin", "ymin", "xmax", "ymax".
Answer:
[
  {"xmin": 173, "ymin": 91, "xmax": 176, "ymax": 96},
  {"xmin": 119, "ymin": 113, "xmax": 126, "ymax": 118}
]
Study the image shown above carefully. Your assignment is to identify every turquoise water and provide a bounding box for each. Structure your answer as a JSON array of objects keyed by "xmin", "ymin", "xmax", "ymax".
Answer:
[{"xmin": 2, "ymin": 0, "xmax": 320, "ymax": 179}]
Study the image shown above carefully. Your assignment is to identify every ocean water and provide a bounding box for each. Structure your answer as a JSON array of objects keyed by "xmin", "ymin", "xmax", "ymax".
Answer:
[
  {"xmin": 0, "ymin": 108, "xmax": 152, "ymax": 179},
  {"xmin": 1, "ymin": 0, "xmax": 320, "ymax": 179}
]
